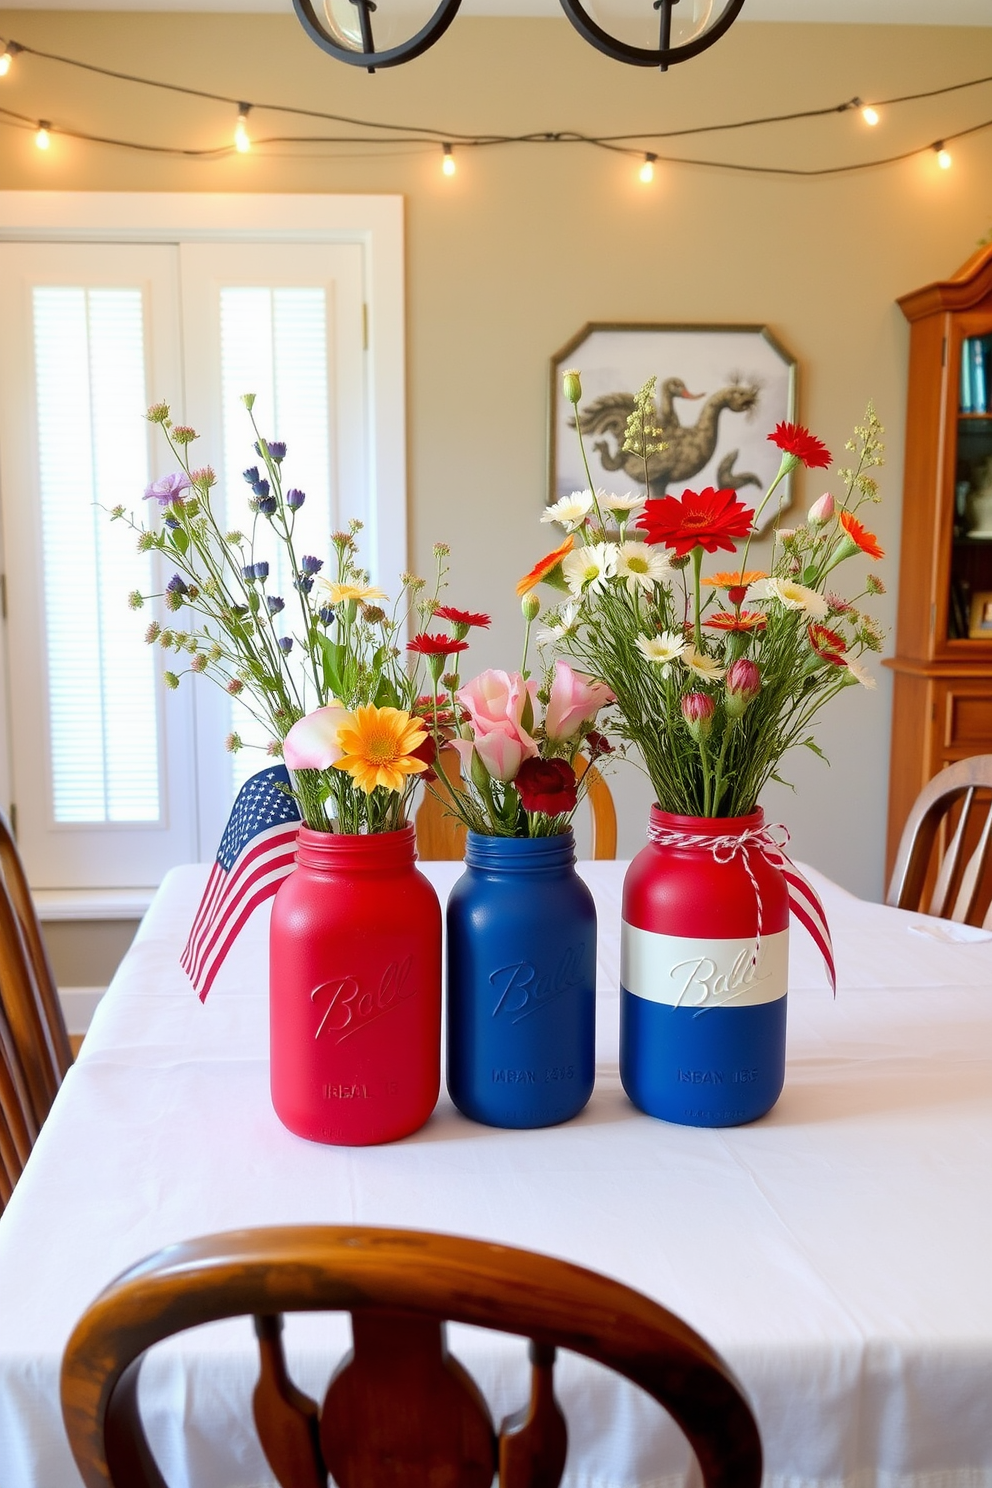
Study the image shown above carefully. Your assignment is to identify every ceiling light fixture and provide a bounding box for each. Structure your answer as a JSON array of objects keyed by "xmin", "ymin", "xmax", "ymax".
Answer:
[{"xmin": 292, "ymin": 0, "xmax": 745, "ymax": 73}]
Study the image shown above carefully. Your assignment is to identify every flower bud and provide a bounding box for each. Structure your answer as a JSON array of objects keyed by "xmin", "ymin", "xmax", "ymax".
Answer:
[
  {"xmin": 725, "ymin": 659, "xmax": 761, "ymax": 718},
  {"xmin": 562, "ymin": 369, "xmax": 583, "ymax": 405},
  {"xmin": 808, "ymin": 492, "xmax": 835, "ymax": 526},
  {"xmin": 521, "ymin": 593, "xmax": 541, "ymax": 622},
  {"xmin": 680, "ymin": 691, "xmax": 715, "ymax": 741}
]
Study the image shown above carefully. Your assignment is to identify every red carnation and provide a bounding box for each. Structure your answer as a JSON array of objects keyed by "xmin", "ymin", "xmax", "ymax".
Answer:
[
  {"xmin": 406, "ymin": 632, "xmax": 470, "ymax": 656},
  {"xmin": 768, "ymin": 422, "xmax": 832, "ymax": 471},
  {"xmin": 515, "ymin": 757, "xmax": 578, "ymax": 816},
  {"xmin": 637, "ymin": 487, "xmax": 754, "ymax": 558},
  {"xmin": 808, "ymin": 622, "xmax": 847, "ymax": 666}
]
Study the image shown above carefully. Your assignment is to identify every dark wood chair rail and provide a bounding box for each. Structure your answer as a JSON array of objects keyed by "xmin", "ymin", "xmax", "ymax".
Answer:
[
  {"xmin": 60, "ymin": 1225, "xmax": 762, "ymax": 1488},
  {"xmin": 886, "ymin": 755, "xmax": 992, "ymax": 926}
]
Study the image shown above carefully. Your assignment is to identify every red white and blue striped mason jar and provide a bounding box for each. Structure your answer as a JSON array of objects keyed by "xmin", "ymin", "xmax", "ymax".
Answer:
[{"xmin": 620, "ymin": 806, "xmax": 789, "ymax": 1127}]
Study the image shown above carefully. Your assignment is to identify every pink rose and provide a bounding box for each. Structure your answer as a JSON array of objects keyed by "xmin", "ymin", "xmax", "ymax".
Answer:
[
  {"xmin": 543, "ymin": 661, "xmax": 614, "ymax": 744},
  {"xmin": 283, "ymin": 703, "xmax": 350, "ymax": 770},
  {"xmin": 454, "ymin": 670, "xmax": 540, "ymax": 784}
]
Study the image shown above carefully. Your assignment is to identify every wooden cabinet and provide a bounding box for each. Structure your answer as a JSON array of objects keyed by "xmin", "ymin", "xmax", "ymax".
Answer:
[{"xmin": 886, "ymin": 244, "xmax": 992, "ymax": 876}]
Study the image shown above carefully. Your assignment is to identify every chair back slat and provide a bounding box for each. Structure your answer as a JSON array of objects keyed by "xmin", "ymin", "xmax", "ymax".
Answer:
[
  {"xmin": 887, "ymin": 757, "xmax": 992, "ymax": 925},
  {"xmin": 927, "ymin": 786, "xmax": 974, "ymax": 918},
  {"xmin": 951, "ymin": 798, "xmax": 992, "ymax": 923},
  {"xmin": 0, "ymin": 875, "xmax": 60, "ymax": 1128},
  {"xmin": 499, "ymin": 1342, "xmax": 568, "ymax": 1488},
  {"xmin": 61, "ymin": 1227, "xmax": 762, "ymax": 1488},
  {"xmin": 0, "ymin": 995, "xmax": 39, "ymax": 1192},
  {"xmin": 252, "ymin": 1313, "xmax": 325, "ymax": 1488},
  {"xmin": 321, "ymin": 1311, "xmax": 496, "ymax": 1488},
  {"xmin": 0, "ymin": 813, "xmax": 72, "ymax": 1081}
]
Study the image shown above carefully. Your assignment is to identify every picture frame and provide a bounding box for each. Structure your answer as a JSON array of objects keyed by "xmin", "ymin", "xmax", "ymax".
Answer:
[
  {"xmin": 549, "ymin": 322, "xmax": 798, "ymax": 533},
  {"xmin": 968, "ymin": 590, "xmax": 992, "ymax": 638}
]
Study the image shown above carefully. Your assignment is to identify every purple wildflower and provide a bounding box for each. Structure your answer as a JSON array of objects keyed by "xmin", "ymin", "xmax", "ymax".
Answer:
[
  {"xmin": 277, "ymin": 637, "xmax": 294, "ymax": 654},
  {"xmin": 166, "ymin": 574, "xmax": 188, "ymax": 595},
  {"xmin": 294, "ymin": 575, "xmax": 314, "ymax": 595},
  {"xmin": 318, "ymin": 606, "xmax": 334, "ymax": 625},
  {"xmin": 267, "ymin": 596, "xmax": 286, "ymax": 616},
  {"xmin": 242, "ymin": 565, "xmax": 256, "ymax": 582},
  {"xmin": 164, "ymin": 516, "xmax": 181, "ymax": 530},
  {"xmin": 144, "ymin": 472, "xmax": 191, "ymax": 507},
  {"xmin": 256, "ymin": 439, "xmax": 286, "ymax": 462},
  {"xmin": 300, "ymin": 555, "xmax": 323, "ymax": 575},
  {"xmin": 286, "ymin": 488, "xmax": 305, "ymax": 511},
  {"xmin": 252, "ymin": 561, "xmax": 270, "ymax": 580},
  {"xmin": 243, "ymin": 466, "xmax": 260, "ymax": 486},
  {"xmin": 251, "ymin": 478, "xmax": 270, "ymax": 499},
  {"xmin": 257, "ymin": 495, "xmax": 277, "ymax": 516}
]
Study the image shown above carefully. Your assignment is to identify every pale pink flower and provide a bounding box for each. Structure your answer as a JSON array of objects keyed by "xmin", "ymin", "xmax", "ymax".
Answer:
[
  {"xmin": 454, "ymin": 670, "xmax": 540, "ymax": 782},
  {"xmin": 450, "ymin": 728, "xmax": 535, "ymax": 783},
  {"xmin": 283, "ymin": 702, "xmax": 350, "ymax": 770},
  {"xmin": 543, "ymin": 660, "xmax": 614, "ymax": 744},
  {"xmin": 808, "ymin": 492, "xmax": 835, "ymax": 525}
]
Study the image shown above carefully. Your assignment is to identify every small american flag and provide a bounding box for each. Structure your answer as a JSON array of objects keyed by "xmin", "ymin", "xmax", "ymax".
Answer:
[{"xmin": 182, "ymin": 765, "xmax": 301, "ymax": 1002}]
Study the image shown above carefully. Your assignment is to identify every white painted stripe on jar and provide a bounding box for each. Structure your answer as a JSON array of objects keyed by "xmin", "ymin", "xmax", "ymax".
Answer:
[{"xmin": 621, "ymin": 924, "xmax": 789, "ymax": 1009}]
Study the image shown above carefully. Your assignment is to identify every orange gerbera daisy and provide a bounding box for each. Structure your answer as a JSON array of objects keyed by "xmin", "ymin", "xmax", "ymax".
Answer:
[
  {"xmin": 839, "ymin": 509, "xmax": 884, "ymax": 560},
  {"xmin": 333, "ymin": 705, "xmax": 429, "ymax": 794},
  {"xmin": 704, "ymin": 609, "xmax": 767, "ymax": 633},
  {"xmin": 702, "ymin": 569, "xmax": 767, "ymax": 607},
  {"xmin": 516, "ymin": 535, "xmax": 574, "ymax": 596}
]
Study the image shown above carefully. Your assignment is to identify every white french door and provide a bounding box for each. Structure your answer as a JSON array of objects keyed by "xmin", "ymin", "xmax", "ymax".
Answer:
[{"xmin": 0, "ymin": 211, "xmax": 389, "ymax": 890}]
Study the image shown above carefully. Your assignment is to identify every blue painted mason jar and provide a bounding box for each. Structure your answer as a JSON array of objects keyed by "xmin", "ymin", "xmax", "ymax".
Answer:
[{"xmin": 446, "ymin": 830, "xmax": 596, "ymax": 1128}]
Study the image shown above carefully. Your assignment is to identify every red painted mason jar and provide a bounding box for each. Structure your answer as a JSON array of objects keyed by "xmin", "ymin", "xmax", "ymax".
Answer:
[
  {"xmin": 620, "ymin": 806, "xmax": 789, "ymax": 1127},
  {"xmin": 269, "ymin": 824, "xmax": 441, "ymax": 1145}
]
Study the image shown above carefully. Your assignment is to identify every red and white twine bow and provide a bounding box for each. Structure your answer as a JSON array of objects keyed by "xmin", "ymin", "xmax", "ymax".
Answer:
[{"xmin": 646, "ymin": 819, "xmax": 837, "ymax": 995}]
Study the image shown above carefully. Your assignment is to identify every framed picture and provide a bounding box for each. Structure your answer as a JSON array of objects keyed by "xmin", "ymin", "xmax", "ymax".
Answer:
[
  {"xmin": 968, "ymin": 590, "xmax": 992, "ymax": 638},
  {"xmin": 549, "ymin": 323, "xmax": 798, "ymax": 533}
]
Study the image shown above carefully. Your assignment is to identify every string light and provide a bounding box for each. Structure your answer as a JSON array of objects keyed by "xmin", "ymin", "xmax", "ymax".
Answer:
[
  {"xmin": 935, "ymin": 141, "xmax": 952, "ymax": 169},
  {"xmin": 234, "ymin": 104, "xmax": 251, "ymax": 153},
  {"xmin": 0, "ymin": 41, "xmax": 22, "ymax": 77},
  {"xmin": 862, "ymin": 105, "xmax": 880, "ymax": 127},
  {"xmin": 34, "ymin": 121, "xmax": 50, "ymax": 150},
  {"xmin": 442, "ymin": 143, "xmax": 455, "ymax": 176},
  {"xmin": 639, "ymin": 152, "xmax": 657, "ymax": 183}
]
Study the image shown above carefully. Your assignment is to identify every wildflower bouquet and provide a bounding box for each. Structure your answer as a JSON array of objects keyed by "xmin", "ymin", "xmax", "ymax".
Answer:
[
  {"xmin": 523, "ymin": 375, "xmax": 885, "ymax": 819},
  {"xmin": 116, "ymin": 398, "xmax": 481, "ymax": 834}
]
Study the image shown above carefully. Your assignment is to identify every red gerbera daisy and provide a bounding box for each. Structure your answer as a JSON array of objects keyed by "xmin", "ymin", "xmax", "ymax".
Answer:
[
  {"xmin": 808, "ymin": 622, "xmax": 848, "ymax": 665},
  {"xmin": 432, "ymin": 605, "xmax": 492, "ymax": 630},
  {"xmin": 839, "ymin": 508, "xmax": 884, "ymax": 560},
  {"xmin": 516, "ymin": 535, "xmax": 574, "ymax": 596},
  {"xmin": 406, "ymin": 632, "xmax": 470, "ymax": 656},
  {"xmin": 768, "ymin": 422, "xmax": 832, "ymax": 470},
  {"xmin": 637, "ymin": 488, "xmax": 754, "ymax": 558},
  {"xmin": 704, "ymin": 609, "xmax": 767, "ymax": 633}
]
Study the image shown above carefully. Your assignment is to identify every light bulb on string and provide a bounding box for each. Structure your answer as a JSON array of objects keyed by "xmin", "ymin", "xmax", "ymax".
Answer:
[
  {"xmin": 35, "ymin": 121, "xmax": 50, "ymax": 151},
  {"xmin": 0, "ymin": 42, "xmax": 22, "ymax": 78},
  {"xmin": 442, "ymin": 143, "xmax": 455, "ymax": 177},
  {"xmin": 234, "ymin": 104, "xmax": 251, "ymax": 154},
  {"xmin": 861, "ymin": 104, "xmax": 879, "ymax": 126},
  {"xmin": 934, "ymin": 141, "xmax": 952, "ymax": 170},
  {"xmin": 639, "ymin": 153, "xmax": 657, "ymax": 184}
]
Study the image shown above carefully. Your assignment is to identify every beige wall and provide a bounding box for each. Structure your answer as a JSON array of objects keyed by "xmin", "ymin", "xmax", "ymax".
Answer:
[{"xmin": 1, "ymin": 11, "xmax": 991, "ymax": 898}]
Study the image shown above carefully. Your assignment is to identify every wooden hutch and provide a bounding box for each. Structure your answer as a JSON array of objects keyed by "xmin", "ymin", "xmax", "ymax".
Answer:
[{"xmin": 886, "ymin": 243, "xmax": 992, "ymax": 875}]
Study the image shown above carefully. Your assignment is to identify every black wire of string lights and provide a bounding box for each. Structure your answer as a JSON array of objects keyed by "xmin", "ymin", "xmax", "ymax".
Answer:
[{"xmin": 1, "ymin": 33, "xmax": 991, "ymax": 177}]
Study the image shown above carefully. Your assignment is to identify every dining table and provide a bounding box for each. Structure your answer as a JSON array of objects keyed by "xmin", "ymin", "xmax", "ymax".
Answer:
[{"xmin": 1, "ymin": 856, "xmax": 992, "ymax": 1488}]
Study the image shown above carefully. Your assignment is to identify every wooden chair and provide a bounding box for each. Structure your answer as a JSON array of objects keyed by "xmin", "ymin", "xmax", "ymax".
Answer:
[
  {"xmin": 0, "ymin": 990, "xmax": 39, "ymax": 1210},
  {"xmin": 415, "ymin": 751, "xmax": 617, "ymax": 861},
  {"xmin": 61, "ymin": 1225, "xmax": 762, "ymax": 1488},
  {"xmin": 886, "ymin": 756, "xmax": 992, "ymax": 926}
]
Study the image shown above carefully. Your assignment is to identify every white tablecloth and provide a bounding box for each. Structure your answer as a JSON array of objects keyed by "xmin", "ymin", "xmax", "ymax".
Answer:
[{"xmin": 2, "ymin": 861, "xmax": 992, "ymax": 1488}]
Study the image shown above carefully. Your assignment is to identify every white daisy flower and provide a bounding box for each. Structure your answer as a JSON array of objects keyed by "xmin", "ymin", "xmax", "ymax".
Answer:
[
  {"xmin": 541, "ymin": 490, "xmax": 594, "ymax": 531},
  {"xmin": 754, "ymin": 576, "xmax": 829, "ymax": 620},
  {"xmin": 562, "ymin": 541, "xmax": 618, "ymax": 598},
  {"xmin": 537, "ymin": 602, "xmax": 581, "ymax": 645},
  {"xmin": 635, "ymin": 630, "xmax": 686, "ymax": 675},
  {"xmin": 682, "ymin": 647, "xmax": 726, "ymax": 682},
  {"xmin": 615, "ymin": 541, "xmax": 671, "ymax": 595},
  {"xmin": 601, "ymin": 490, "xmax": 645, "ymax": 516},
  {"xmin": 844, "ymin": 655, "xmax": 877, "ymax": 690}
]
